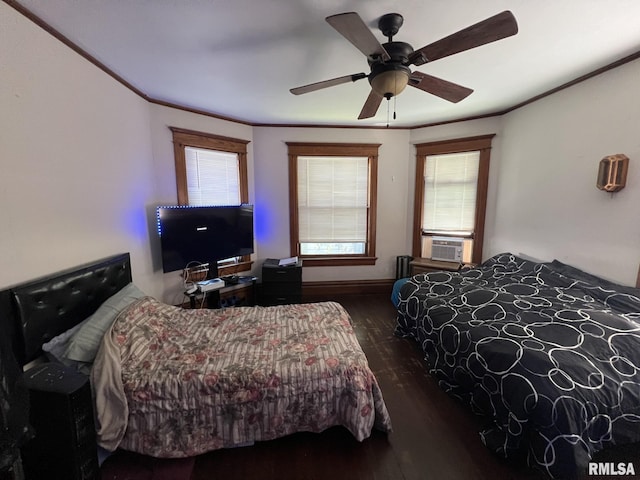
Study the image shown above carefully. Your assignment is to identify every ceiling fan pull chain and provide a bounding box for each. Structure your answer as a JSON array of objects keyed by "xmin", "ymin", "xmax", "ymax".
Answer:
[
  {"xmin": 386, "ymin": 99, "xmax": 390, "ymax": 128},
  {"xmin": 392, "ymin": 74, "xmax": 398, "ymax": 120},
  {"xmin": 393, "ymin": 94, "xmax": 397, "ymax": 120}
]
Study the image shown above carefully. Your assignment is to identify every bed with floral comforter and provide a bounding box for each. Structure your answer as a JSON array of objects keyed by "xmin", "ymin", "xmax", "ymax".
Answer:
[{"xmin": 91, "ymin": 298, "xmax": 392, "ymax": 457}]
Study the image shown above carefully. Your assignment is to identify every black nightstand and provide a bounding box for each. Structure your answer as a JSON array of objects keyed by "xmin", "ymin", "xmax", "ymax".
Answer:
[
  {"xmin": 20, "ymin": 363, "xmax": 98, "ymax": 480},
  {"xmin": 261, "ymin": 258, "xmax": 302, "ymax": 305}
]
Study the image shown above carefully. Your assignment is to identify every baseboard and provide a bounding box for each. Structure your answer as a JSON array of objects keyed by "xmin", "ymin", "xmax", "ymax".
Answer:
[{"xmin": 302, "ymin": 278, "xmax": 395, "ymax": 300}]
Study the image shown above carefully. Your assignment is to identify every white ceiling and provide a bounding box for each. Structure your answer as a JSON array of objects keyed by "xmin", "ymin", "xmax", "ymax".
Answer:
[{"xmin": 13, "ymin": 0, "xmax": 640, "ymax": 127}]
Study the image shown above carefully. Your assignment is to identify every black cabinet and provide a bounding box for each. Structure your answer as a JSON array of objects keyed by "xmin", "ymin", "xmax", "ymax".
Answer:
[
  {"xmin": 20, "ymin": 363, "xmax": 98, "ymax": 480},
  {"xmin": 261, "ymin": 258, "xmax": 302, "ymax": 305}
]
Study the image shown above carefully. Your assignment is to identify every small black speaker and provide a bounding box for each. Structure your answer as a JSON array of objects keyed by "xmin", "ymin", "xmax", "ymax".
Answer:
[{"xmin": 20, "ymin": 363, "xmax": 98, "ymax": 480}]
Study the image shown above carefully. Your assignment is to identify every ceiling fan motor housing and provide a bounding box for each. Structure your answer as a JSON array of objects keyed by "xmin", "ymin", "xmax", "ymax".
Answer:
[{"xmin": 377, "ymin": 41, "xmax": 413, "ymax": 64}]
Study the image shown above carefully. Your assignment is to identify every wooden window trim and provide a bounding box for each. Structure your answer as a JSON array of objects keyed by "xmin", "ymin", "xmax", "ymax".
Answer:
[
  {"xmin": 287, "ymin": 142, "xmax": 379, "ymax": 267},
  {"xmin": 412, "ymin": 134, "xmax": 494, "ymax": 265},
  {"xmin": 170, "ymin": 127, "xmax": 251, "ymax": 275},
  {"xmin": 170, "ymin": 127, "xmax": 249, "ymax": 205}
]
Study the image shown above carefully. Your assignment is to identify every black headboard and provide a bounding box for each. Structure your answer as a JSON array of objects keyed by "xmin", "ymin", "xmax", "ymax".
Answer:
[{"xmin": 0, "ymin": 253, "xmax": 131, "ymax": 367}]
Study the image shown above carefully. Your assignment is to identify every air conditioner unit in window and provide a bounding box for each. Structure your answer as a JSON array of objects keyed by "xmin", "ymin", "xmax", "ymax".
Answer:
[{"xmin": 431, "ymin": 236, "xmax": 464, "ymax": 263}]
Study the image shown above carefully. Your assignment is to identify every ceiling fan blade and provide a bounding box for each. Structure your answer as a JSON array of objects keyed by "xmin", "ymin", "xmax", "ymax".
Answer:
[
  {"xmin": 326, "ymin": 12, "xmax": 391, "ymax": 61},
  {"xmin": 409, "ymin": 71, "xmax": 473, "ymax": 103},
  {"xmin": 358, "ymin": 90, "xmax": 384, "ymax": 119},
  {"xmin": 290, "ymin": 72, "xmax": 367, "ymax": 95},
  {"xmin": 409, "ymin": 10, "xmax": 518, "ymax": 66}
]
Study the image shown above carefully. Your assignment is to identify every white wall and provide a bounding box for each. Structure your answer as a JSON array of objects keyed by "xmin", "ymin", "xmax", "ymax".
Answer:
[
  {"xmin": 0, "ymin": 3, "xmax": 157, "ymax": 296},
  {"xmin": 252, "ymin": 127, "xmax": 412, "ymax": 282},
  {"xmin": 488, "ymin": 58, "xmax": 640, "ymax": 285}
]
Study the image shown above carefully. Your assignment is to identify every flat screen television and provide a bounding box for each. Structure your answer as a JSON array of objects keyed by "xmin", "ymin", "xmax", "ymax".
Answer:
[{"xmin": 156, "ymin": 204, "xmax": 254, "ymax": 273}]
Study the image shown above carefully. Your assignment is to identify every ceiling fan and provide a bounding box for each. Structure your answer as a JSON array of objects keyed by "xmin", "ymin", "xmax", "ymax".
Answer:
[{"xmin": 290, "ymin": 10, "xmax": 518, "ymax": 120}]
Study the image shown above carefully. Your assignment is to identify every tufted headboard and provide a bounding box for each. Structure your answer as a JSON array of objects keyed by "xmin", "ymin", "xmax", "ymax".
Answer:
[{"xmin": 0, "ymin": 253, "xmax": 131, "ymax": 367}]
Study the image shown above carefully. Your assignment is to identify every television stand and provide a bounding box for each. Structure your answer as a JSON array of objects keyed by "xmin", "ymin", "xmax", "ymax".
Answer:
[{"xmin": 185, "ymin": 276, "xmax": 257, "ymax": 309}]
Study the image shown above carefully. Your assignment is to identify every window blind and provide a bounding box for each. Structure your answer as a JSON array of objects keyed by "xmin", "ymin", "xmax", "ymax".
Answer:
[
  {"xmin": 297, "ymin": 156, "xmax": 368, "ymax": 243},
  {"xmin": 185, "ymin": 147, "xmax": 240, "ymax": 206},
  {"xmin": 422, "ymin": 151, "xmax": 479, "ymax": 234}
]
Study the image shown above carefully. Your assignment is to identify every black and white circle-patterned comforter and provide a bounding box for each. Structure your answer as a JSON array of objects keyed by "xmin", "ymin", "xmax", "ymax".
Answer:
[{"xmin": 395, "ymin": 253, "xmax": 640, "ymax": 479}]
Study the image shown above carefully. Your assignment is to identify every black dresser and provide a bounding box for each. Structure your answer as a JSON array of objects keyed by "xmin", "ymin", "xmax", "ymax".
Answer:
[
  {"xmin": 261, "ymin": 258, "xmax": 302, "ymax": 305},
  {"xmin": 20, "ymin": 363, "xmax": 98, "ymax": 480}
]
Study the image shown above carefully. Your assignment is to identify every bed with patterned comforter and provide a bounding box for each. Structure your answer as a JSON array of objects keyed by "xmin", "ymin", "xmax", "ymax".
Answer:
[
  {"xmin": 395, "ymin": 253, "xmax": 640, "ymax": 479},
  {"xmin": 92, "ymin": 299, "xmax": 391, "ymax": 457}
]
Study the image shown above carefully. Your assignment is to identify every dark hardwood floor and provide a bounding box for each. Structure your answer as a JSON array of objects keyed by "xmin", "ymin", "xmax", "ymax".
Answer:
[{"xmin": 190, "ymin": 294, "xmax": 546, "ymax": 480}]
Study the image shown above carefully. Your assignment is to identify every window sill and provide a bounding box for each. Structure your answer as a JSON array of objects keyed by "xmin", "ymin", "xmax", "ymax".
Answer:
[{"xmin": 298, "ymin": 256, "xmax": 377, "ymax": 267}]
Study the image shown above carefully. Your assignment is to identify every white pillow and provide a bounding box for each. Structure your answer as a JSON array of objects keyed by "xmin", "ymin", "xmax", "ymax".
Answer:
[{"xmin": 64, "ymin": 283, "xmax": 146, "ymax": 363}]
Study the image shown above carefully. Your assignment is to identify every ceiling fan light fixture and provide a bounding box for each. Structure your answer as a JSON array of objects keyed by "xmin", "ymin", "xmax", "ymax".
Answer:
[{"xmin": 369, "ymin": 65, "xmax": 410, "ymax": 97}]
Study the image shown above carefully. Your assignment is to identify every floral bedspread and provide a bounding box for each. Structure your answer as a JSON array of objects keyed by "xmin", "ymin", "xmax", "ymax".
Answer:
[{"xmin": 92, "ymin": 298, "xmax": 391, "ymax": 457}]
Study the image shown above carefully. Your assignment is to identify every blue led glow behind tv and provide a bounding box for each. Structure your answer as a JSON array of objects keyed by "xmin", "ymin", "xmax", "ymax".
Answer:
[{"xmin": 157, "ymin": 205, "xmax": 254, "ymax": 273}]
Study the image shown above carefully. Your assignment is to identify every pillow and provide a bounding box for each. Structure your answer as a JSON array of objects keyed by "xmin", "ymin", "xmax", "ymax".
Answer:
[
  {"xmin": 42, "ymin": 320, "xmax": 93, "ymax": 374},
  {"xmin": 42, "ymin": 319, "xmax": 87, "ymax": 363},
  {"xmin": 64, "ymin": 283, "xmax": 146, "ymax": 363},
  {"xmin": 391, "ymin": 278, "xmax": 409, "ymax": 308}
]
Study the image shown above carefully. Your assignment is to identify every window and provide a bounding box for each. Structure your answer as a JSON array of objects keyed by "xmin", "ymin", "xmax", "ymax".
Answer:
[
  {"xmin": 184, "ymin": 147, "xmax": 241, "ymax": 206},
  {"xmin": 170, "ymin": 127, "xmax": 251, "ymax": 273},
  {"xmin": 413, "ymin": 135, "xmax": 494, "ymax": 265},
  {"xmin": 423, "ymin": 151, "xmax": 479, "ymax": 235},
  {"xmin": 287, "ymin": 142, "xmax": 379, "ymax": 266}
]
